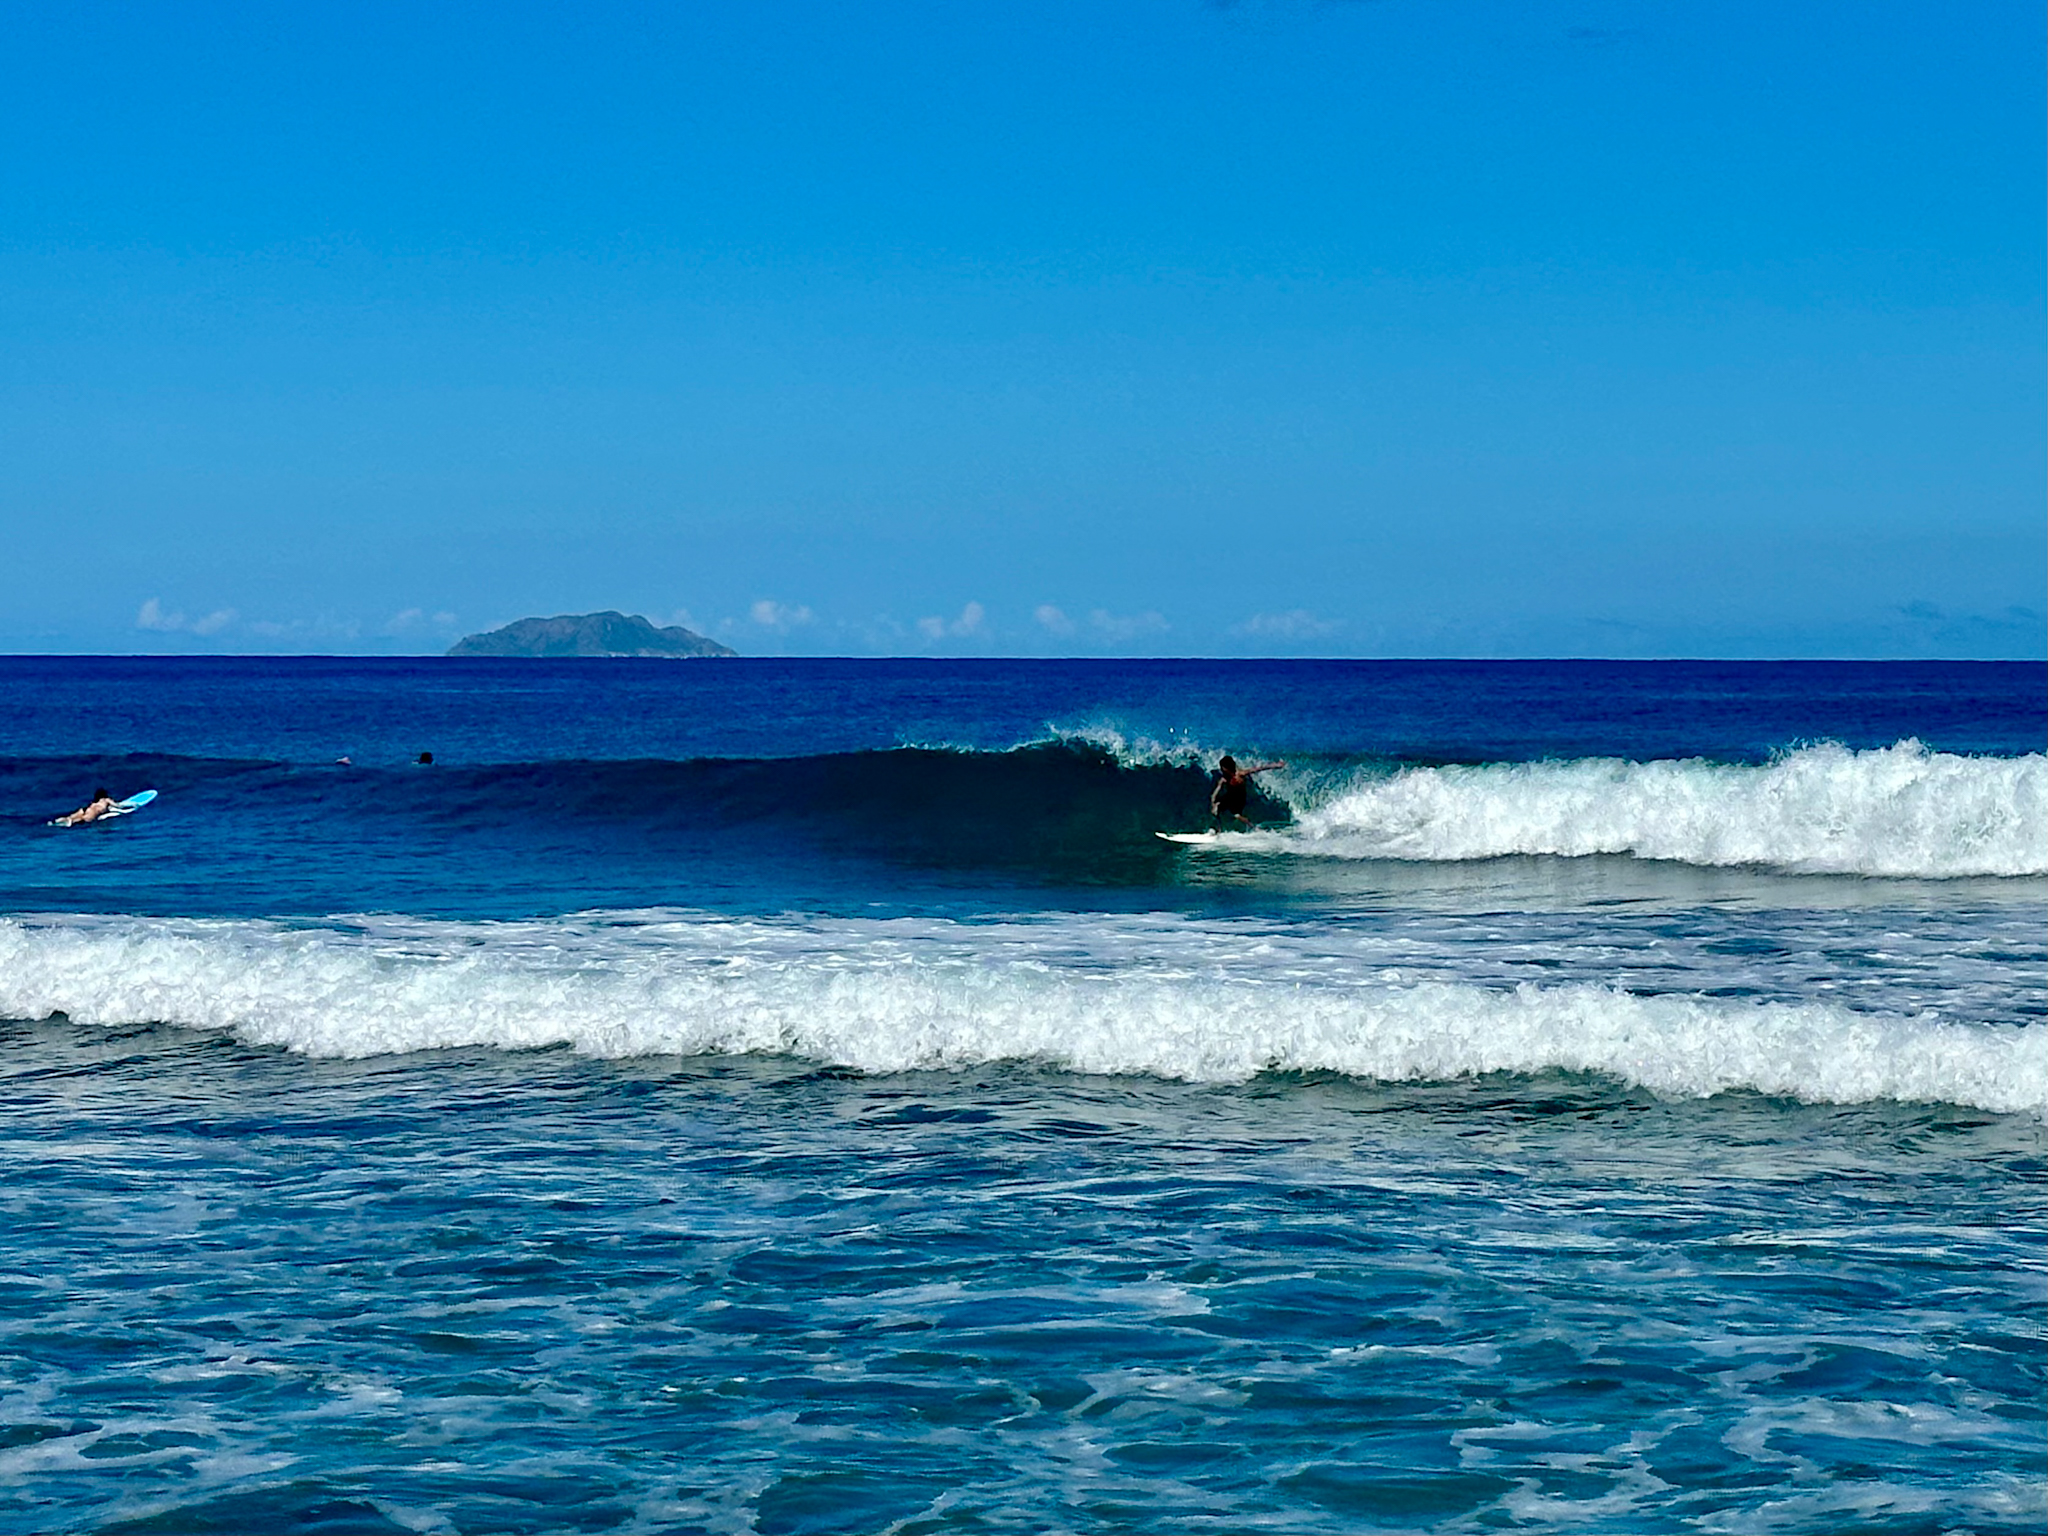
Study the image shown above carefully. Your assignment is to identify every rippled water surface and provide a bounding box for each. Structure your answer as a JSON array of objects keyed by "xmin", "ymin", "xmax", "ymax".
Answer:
[{"xmin": 4, "ymin": 1025, "xmax": 2042, "ymax": 1535}]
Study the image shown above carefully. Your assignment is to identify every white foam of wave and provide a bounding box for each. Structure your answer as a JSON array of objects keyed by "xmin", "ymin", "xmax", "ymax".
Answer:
[
  {"xmin": 2, "ymin": 913, "xmax": 2038, "ymax": 1114},
  {"xmin": 1045, "ymin": 724, "xmax": 1209, "ymax": 767},
  {"xmin": 1272, "ymin": 742, "xmax": 2046, "ymax": 878}
]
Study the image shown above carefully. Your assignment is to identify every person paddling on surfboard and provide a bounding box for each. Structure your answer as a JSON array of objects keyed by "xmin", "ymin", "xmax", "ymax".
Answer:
[
  {"xmin": 1210, "ymin": 755, "xmax": 1285, "ymax": 830},
  {"xmin": 53, "ymin": 787, "xmax": 121, "ymax": 827}
]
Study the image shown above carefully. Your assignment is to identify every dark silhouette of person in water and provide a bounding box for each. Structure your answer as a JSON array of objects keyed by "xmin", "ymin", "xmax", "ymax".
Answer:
[{"xmin": 1210, "ymin": 755, "xmax": 1285, "ymax": 830}]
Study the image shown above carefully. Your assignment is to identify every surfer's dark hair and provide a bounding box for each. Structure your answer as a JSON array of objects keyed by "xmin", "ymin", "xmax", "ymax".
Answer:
[
  {"xmin": 1218, "ymin": 756, "xmax": 1237, "ymax": 773},
  {"xmin": 93, "ymin": 786, "xmax": 109, "ymax": 800}
]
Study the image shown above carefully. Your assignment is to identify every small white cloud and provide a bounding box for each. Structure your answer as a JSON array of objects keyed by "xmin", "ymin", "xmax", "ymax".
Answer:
[
  {"xmin": 1234, "ymin": 609, "xmax": 1342, "ymax": 639},
  {"xmin": 917, "ymin": 602, "xmax": 987, "ymax": 641},
  {"xmin": 379, "ymin": 608, "xmax": 459, "ymax": 638},
  {"xmin": 1089, "ymin": 608, "xmax": 1169, "ymax": 643},
  {"xmin": 1034, "ymin": 604, "xmax": 1075, "ymax": 635},
  {"xmin": 241, "ymin": 613, "xmax": 361, "ymax": 642},
  {"xmin": 854, "ymin": 615, "xmax": 912, "ymax": 648},
  {"xmin": 750, "ymin": 599, "xmax": 815, "ymax": 630},
  {"xmin": 137, "ymin": 598, "xmax": 236, "ymax": 635}
]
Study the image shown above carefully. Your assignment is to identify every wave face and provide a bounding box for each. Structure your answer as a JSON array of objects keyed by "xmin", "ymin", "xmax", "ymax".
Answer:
[
  {"xmin": 9, "ymin": 740, "xmax": 2041, "ymax": 898},
  {"xmin": 3, "ymin": 913, "xmax": 2039, "ymax": 1115},
  {"xmin": 1270, "ymin": 742, "xmax": 2046, "ymax": 878},
  {"xmin": 2, "ymin": 741, "xmax": 1249, "ymax": 905}
]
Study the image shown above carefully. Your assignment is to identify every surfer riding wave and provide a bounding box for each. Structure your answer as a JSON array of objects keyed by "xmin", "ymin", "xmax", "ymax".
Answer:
[{"xmin": 1210, "ymin": 755, "xmax": 1285, "ymax": 830}]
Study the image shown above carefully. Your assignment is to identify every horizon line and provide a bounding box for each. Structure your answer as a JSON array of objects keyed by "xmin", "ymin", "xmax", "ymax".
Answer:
[{"xmin": 2, "ymin": 652, "xmax": 2042, "ymax": 666}]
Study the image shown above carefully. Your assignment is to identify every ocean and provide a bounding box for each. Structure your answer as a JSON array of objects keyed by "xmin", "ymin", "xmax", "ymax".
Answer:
[{"xmin": 1, "ymin": 656, "xmax": 2042, "ymax": 1534}]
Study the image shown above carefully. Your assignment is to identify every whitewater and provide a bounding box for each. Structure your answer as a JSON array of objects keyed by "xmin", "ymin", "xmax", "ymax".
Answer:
[
  {"xmin": 1241, "ymin": 741, "xmax": 2048, "ymax": 877},
  {"xmin": 4, "ymin": 907, "xmax": 2041, "ymax": 1115}
]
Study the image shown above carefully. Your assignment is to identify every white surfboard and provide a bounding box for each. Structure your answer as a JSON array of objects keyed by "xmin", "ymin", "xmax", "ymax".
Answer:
[{"xmin": 1156, "ymin": 830, "xmax": 1222, "ymax": 845}]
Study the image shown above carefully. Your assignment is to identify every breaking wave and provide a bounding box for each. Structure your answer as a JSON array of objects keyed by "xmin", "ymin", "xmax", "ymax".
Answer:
[
  {"xmin": 1269, "ymin": 741, "xmax": 2045, "ymax": 878},
  {"xmin": 2, "ymin": 912, "xmax": 2038, "ymax": 1115},
  {"xmin": 11, "ymin": 738, "xmax": 2038, "ymax": 885}
]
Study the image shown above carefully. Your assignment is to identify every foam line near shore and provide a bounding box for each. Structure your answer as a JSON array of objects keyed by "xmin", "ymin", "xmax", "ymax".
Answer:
[{"xmin": 3, "ymin": 912, "xmax": 2038, "ymax": 1114}]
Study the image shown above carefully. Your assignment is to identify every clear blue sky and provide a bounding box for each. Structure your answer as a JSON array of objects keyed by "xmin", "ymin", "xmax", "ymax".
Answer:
[{"xmin": 3, "ymin": 0, "xmax": 2041, "ymax": 657}]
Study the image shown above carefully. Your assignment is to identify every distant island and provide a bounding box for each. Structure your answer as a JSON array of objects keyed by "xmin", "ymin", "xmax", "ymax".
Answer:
[{"xmin": 446, "ymin": 611, "xmax": 737, "ymax": 658}]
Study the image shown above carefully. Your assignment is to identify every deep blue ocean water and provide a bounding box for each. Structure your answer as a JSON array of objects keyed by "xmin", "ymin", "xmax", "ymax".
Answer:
[{"xmin": 2, "ymin": 657, "xmax": 2043, "ymax": 1533}]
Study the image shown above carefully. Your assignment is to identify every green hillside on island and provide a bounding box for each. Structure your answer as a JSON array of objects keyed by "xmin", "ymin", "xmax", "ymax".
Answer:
[{"xmin": 446, "ymin": 612, "xmax": 737, "ymax": 658}]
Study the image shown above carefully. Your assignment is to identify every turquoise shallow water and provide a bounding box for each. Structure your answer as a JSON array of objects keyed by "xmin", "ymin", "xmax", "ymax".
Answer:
[
  {"xmin": 2, "ymin": 658, "xmax": 2043, "ymax": 1532},
  {"xmin": 4, "ymin": 1025, "xmax": 2042, "ymax": 1535}
]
